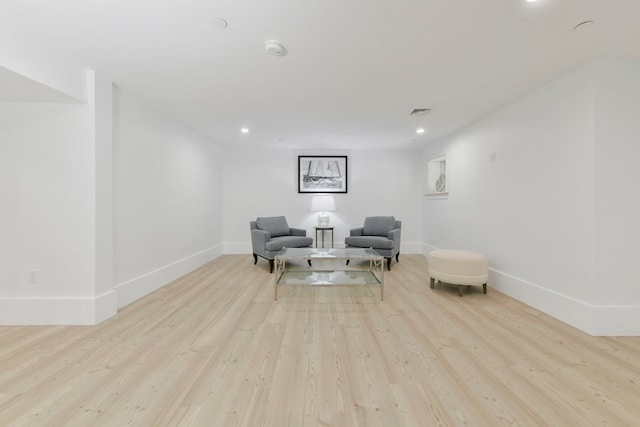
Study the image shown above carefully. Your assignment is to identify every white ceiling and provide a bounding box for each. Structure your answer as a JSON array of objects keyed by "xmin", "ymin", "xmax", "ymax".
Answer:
[{"xmin": 2, "ymin": 0, "xmax": 640, "ymax": 149}]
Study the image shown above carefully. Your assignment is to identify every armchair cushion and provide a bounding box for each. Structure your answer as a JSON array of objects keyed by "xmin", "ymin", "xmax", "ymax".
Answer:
[
  {"xmin": 344, "ymin": 235, "xmax": 394, "ymax": 250},
  {"xmin": 265, "ymin": 236, "xmax": 314, "ymax": 252},
  {"xmin": 362, "ymin": 216, "xmax": 396, "ymax": 237},
  {"xmin": 256, "ymin": 216, "xmax": 290, "ymax": 237}
]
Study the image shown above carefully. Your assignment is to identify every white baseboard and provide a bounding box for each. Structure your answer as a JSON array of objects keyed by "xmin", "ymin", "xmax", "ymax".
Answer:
[
  {"xmin": 8, "ymin": 241, "xmax": 634, "ymax": 335},
  {"xmin": 399, "ymin": 242, "xmax": 422, "ymax": 254},
  {"xmin": 95, "ymin": 290, "xmax": 118, "ymax": 323},
  {"xmin": 0, "ymin": 245, "xmax": 222, "ymax": 325},
  {"xmin": 422, "ymin": 243, "xmax": 639, "ymax": 336},
  {"xmin": 116, "ymin": 244, "xmax": 222, "ymax": 309},
  {"xmin": 0, "ymin": 289, "xmax": 117, "ymax": 325},
  {"xmin": 421, "ymin": 243, "xmax": 437, "ymax": 255},
  {"xmin": 224, "ymin": 242, "xmax": 251, "ymax": 254},
  {"xmin": 490, "ymin": 268, "xmax": 640, "ymax": 336}
]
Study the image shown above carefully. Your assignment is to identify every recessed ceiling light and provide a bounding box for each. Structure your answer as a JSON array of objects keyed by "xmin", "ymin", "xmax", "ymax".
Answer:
[
  {"xmin": 241, "ymin": 128, "xmax": 249, "ymax": 134},
  {"xmin": 526, "ymin": 0, "xmax": 539, "ymax": 3},
  {"xmin": 416, "ymin": 128, "xmax": 425, "ymax": 134},
  {"xmin": 214, "ymin": 17, "xmax": 228, "ymax": 29}
]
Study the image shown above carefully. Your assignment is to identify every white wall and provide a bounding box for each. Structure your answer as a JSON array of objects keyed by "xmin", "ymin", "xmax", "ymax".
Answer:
[
  {"xmin": 0, "ymin": 42, "xmax": 87, "ymax": 102},
  {"xmin": 223, "ymin": 148, "xmax": 423, "ymax": 256},
  {"xmin": 593, "ymin": 61, "xmax": 640, "ymax": 306},
  {"xmin": 1, "ymin": 75, "xmax": 224, "ymax": 323},
  {"xmin": 113, "ymin": 88, "xmax": 224, "ymax": 308},
  {"xmin": 423, "ymin": 60, "xmax": 640, "ymax": 336},
  {"xmin": 0, "ymin": 76, "xmax": 100, "ymax": 324},
  {"xmin": 91, "ymin": 73, "xmax": 116, "ymax": 320}
]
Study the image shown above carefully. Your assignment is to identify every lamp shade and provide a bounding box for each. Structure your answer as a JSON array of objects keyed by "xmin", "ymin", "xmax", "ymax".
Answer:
[{"xmin": 310, "ymin": 195, "xmax": 335, "ymax": 212}]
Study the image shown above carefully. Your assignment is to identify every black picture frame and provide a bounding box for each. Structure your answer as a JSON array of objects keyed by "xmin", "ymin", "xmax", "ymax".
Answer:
[{"xmin": 298, "ymin": 155, "xmax": 348, "ymax": 193}]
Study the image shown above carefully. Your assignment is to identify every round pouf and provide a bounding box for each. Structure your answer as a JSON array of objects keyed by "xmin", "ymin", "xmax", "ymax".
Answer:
[{"xmin": 428, "ymin": 249, "xmax": 488, "ymax": 297}]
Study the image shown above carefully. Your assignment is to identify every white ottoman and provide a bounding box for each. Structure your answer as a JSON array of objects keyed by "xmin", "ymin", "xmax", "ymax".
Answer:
[{"xmin": 428, "ymin": 249, "xmax": 488, "ymax": 297}]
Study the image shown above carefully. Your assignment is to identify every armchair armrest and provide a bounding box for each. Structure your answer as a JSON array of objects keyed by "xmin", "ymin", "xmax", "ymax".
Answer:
[
  {"xmin": 251, "ymin": 228, "xmax": 271, "ymax": 253},
  {"xmin": 388, "ymin": 228, "xmax": 401, "ymax": 248},
  {"xmin": 289, "ymin": 227, "xmax": 307, "ymax": 236},
  {"xmin": 350, "ymin": 227, "xmax": 364, "ymax": 236}
]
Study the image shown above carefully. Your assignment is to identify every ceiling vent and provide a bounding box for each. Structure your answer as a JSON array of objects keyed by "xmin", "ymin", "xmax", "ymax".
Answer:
[
  {"xmin": 409, "ymin": 108, "xmax": 432, "ymax": 116},
  {"xmin": 573, "ymin": 20, "xmax": 595, "ymax": 31}
]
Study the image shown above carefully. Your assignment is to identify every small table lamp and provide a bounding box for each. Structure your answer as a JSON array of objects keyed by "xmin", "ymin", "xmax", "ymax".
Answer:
[{"xmin": 311, "ymin": 195, "xmax": 336, "ymax": 227}]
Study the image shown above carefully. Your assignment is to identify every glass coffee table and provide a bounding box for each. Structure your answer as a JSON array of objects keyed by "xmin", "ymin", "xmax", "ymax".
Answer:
[{"xmin": 273, "ymin": 247, "xmax": 385, "ymax": 301}]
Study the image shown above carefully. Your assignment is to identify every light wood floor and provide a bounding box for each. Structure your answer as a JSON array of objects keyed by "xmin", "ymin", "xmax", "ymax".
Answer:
[{"xmin": 1, "ymin": 255, "xmax": 639, "ymax": 426}]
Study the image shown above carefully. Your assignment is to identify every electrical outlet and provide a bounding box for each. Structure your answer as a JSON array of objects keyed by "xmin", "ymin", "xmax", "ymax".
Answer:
[
  {"xmin": 489, "ymin": 152, "xmax": 497, "ymax": 163},
  {"xmin": 28, "ymin": 269, "xmax": 38, "ymax": 285}
]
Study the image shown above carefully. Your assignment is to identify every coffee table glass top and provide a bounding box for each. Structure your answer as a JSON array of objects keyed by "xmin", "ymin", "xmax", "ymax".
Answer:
[
  {"xmin": 274, "ymin": 247, "xmax": 385, "ymax": 300},
  {"xmin": 277, "ymin": 247, "xmax": 381, "ymax": 260}
]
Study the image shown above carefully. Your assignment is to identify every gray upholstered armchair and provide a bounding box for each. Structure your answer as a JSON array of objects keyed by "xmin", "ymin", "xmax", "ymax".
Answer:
[
  {"xmin": 250, "ymin": 216, "xmax": 313, "ymax": 273},
  {"xmin": 345, "ymin": 216, "xmax": 401, "ymax": 270}
]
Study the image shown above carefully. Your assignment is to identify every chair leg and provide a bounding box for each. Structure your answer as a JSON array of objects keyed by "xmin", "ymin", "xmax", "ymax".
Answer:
[
  {"xmin": 269, "ymin": 259, "xmax": 274, "ymax": 274},
  {"xmin": 396, "ymin": 252, "xmax": 400, "ymax": 263},
  {"xmin": 483, "ymin": 283, "xmax": 487, "ymax": 294},
  {"xmin": 458, "ymin": 285, "xmax": 464, "ymax": 297},
  {"xmin": 386, "ymin": 258, "xmax": 391, "ymax": 271},
  {"xmin": 253, "ymin": 253, "xmax": 258, "ymax": 265},
  {"xmin": 430, "ymin": 277, "xmax": 435, "ymax": 289}
]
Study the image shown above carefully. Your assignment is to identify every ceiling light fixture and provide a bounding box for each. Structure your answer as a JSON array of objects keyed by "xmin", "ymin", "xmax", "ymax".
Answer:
[
  {"xmin": 214, "ymin": 17, "xmax": 228, "ymax": 29},
  {"xmin": 241, "ymin": 128, "xmax": 249, "ymax": 134},
  {"xmin": 265, "ymin": 40, "xmax": 287, "ymax": 57},
  {"xmin": 416, "ymin": 128, "xmax": 425, "ymax": 134}
]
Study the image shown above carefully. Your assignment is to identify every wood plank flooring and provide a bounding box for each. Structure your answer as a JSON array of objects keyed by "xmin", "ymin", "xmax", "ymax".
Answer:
[{"xmin": 1, "ymin": 254, "xmax": 639, "ymax": 426}]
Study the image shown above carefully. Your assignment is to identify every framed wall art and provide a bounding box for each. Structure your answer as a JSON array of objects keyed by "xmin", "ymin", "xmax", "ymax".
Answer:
[{"xmin": 298, "ymin": 155, "xmax": 348, "ymax": 193}]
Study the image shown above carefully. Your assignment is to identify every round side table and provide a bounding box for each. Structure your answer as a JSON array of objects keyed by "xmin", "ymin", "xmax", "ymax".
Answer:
[{"xmin": 314, "ymin": 226, "xmax": 334, "ymax": 248}]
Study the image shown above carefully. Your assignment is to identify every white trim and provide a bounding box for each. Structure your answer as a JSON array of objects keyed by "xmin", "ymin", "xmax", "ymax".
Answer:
[
  {"xmin": 490, "ymin": 268, "xmax": 640, "ymax": 336},
  {"xmin": 422, "ymin": 244, "xmax": 640, "ymax": 336},
  {"xmin": 0, "ymin": 290, "xmax": 117, "ymax": 325},
  {"xmin": 95, "ymin": 290, "xmax": 118, "ymax": 323},
  {"xmin": 0, "ymin": 245, "xmax": 222, "ymax": 325},
  {"xmin": 224, "ymin": 242, "xmax": 252, "ymax": 254},
  {"xmin": 422, "ymin": 242, "xmax": 438, "ymax": 255},
  {"xmin": 399, "ymin": 242, "xmax": 422, "ymax": 255},
  {"xmin": 116, "ymin": 245, "xmax": 222, "ymax": 309}
]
